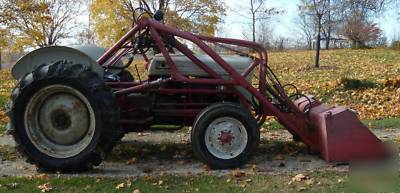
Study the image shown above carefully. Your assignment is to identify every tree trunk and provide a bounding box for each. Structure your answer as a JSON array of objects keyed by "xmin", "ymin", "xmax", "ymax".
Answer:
[
  {"xmin": 252, "ymin": 14, "xmax": 256, "ymax": 42},
  {"xmin": 325, "ymin": 31, "xmax": 330, "ymax": 49},
  {"xmin": 315, "ymin": 15, "xmax": 322, "ymax": 68},
  {"xmin": 250, "ymin": 0, "xmax": 256, "ymax": 42},
  {"xmin": 159, "ymin": 0, "xmax": 165, "ymax": 10},
  {"xmin": 325, "ymin": 0, "xmax": 331, "ymax": 50}
]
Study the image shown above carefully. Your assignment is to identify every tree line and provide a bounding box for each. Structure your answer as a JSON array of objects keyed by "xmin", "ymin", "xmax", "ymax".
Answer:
[
  {"xmin": 0, "ymin": 0, "xmax": 398, "ymax": 68},
  {"xmin": 297, "ymin": 0, "xmax": 390, "ymax": 50}
]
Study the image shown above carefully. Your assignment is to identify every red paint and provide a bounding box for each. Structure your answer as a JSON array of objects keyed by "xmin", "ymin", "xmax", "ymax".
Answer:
[
  {"xmin": 97, "ymin": 17, "xmax": 387, "ymax": 162},
  {"xmin": 218, "ymin": 131, "xmax": 235, "ymax": 145}
]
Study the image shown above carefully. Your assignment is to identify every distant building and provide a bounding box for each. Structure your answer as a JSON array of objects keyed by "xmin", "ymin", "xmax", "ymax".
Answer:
[{"xmin": 312, "ymin": 36, "xmax": 351, "ymax": 49}]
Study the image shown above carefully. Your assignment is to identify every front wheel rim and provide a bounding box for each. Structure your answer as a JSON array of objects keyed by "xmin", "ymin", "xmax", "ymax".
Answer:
[
  {"xmin": 24, "ymin": 84, "xmax": 96, "ymax": 159},
  {"xmin": 204, "ymin": 117, "xmax": 248, "ymax": 160}
]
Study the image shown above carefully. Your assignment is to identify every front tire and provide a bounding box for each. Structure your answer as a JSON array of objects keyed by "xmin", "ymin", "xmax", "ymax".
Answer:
[
  {"xmin": 191, "ymin": 103, "xmax": 260, "ymax": 169},
  {"xmin": 7, "ymin": 61, "xmax": 122, "ymax": 172}
]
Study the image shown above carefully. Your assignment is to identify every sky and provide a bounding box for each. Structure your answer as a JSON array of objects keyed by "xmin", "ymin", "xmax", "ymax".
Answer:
[
  {"xmin": 66, "ymin": 0, "xmax": 400, "ymax": 45},
  {"xmin": 219, "ymin": 0, "xmax": 400, "ymax": 43}
]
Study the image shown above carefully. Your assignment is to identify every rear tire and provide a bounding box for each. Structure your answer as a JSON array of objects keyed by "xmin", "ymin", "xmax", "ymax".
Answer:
[
  {"xmin": 191, "ymin": 103, "xmax": 260, "ymax": 169},
  {"xmin": 7, "ymin": 61, "xmax": 123, "ymax": 172}
]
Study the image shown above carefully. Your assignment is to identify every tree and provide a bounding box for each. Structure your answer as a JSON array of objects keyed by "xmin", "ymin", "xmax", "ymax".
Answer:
[
  {"xmin": 337, "ymin": 0, "xmax": 390, "ymax": 48},
  {"xmin": 320, "ymin": 0, "xmax": 341, "ymax": 49},
  {"xmin": 299, "ymin": 0, "xmax": 346, "ymax": 50},
  {"xmin": 295, "ymin": 8, "xmax": 315, "ymax": 50},
  {"xmin": 0, "ymin": 28, "xmax": 9, "ymax": 70},
  {"xmin": 237, "ymin": 0, "xmax": 281, "ymax": 43},
  {"xmin": 0, "ymin": 0, "xmax": 82, "ymax": 50},
  {"xmin": 76, "ymin": 1, "xmax": 97, "ymax": 45},
  {"xmin": 312, "ymin": 0, "xmax": 326, "ymax": 68},
  {"xmin": 342, "ymin": 17, "xmax": 382, "ymax": 48},
  {"xmin": 257, "ymin": 20, "xmax": 272, "ymax": 49},
  {"xmin": 90, "ymin": 0, "xmax": 225, "ymax": 47},
  {"xmin": 300, "ymin": 0, "xmax": 329, "ymax": 67},
  {"xmin": 77, "ymin": 27, "xmax": 97, "ymax": 45}
]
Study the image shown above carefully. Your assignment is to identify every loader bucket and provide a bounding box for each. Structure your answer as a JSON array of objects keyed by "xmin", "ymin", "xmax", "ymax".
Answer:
[{"xmin": 292, "ymin": 96, "xmax": 388, "ymax": 162}]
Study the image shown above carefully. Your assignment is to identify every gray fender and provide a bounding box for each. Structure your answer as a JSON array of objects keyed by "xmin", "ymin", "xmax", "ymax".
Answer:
[
  {"xmin": 12, "ymin": 45, "xmax": 104, "ymax": 80},
  {"xmin": 11, "ymin": 45, "xmax": 123, "ymax": 80},
  {"xmin": 74, "ymin": 45, "xmax": 123, "ymax": 74}
]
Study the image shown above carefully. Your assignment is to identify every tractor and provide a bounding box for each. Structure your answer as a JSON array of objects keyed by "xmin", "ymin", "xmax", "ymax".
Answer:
[{"xmin": 6, "ymin": 7, "xmax": 387, "ymax": 172}]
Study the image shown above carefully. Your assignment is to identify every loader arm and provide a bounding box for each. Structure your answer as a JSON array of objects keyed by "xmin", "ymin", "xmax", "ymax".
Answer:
[{"xmin": 97, "ymin": 14, "xmax": 387, "ymax": 162}]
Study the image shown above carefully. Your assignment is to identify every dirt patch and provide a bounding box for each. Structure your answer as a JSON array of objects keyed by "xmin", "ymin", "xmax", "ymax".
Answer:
[
  {"xmin": 300, "ymin": 65, "xmax": 339, "ymax": 71},
  {"xmin": 0, "ymin": 129, "xmax": 398, "ymax": 178}
]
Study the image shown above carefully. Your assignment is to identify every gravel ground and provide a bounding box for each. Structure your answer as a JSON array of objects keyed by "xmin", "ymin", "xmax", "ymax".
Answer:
[{"xmin": 0, "ymin": 129, "xmax": 398, "ymax": 177}]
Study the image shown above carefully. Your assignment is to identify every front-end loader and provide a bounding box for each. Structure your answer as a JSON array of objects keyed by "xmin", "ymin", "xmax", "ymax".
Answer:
[{"xmin": 6, "ymin": 7, "xmax": 387, "ymax": 172}]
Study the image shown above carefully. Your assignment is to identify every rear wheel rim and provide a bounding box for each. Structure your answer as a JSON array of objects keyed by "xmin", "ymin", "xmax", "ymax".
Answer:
[
  {"xmin": 24, "ymin": 85, "xmax": 96, "ymax": 158},
  {"xmin": 204, "ymin": 117, "xmax": 248, "ymax": 160}
]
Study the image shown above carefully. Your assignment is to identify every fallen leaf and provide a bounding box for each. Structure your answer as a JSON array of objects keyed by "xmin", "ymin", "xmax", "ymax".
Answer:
[
  {"xmin": 273, "ymin": 154, "xmax": 284, "ymax": 160},
  {"xmin": 251, "ymin": 164, "xmax": 257, "ymax": 174},
  {"xmin": 126, "ymin": 180, "xmax": 132, "ymax": 188},
  {"xmin": 260, "ymin": 128, "xmax": 268, "ymax": 133},
  {"xmin": 29, "ymin": 174, "xmax": 49, "ymax": 180},
  {"xmin": 37, "ymin": 183, "xmax": 52, "ymax": 192},
  {"xmin": 232, "ymin": 169, "xmax": 245, "ymax": 178},
  {"xmin": 292, "ymin": 174, "xmax": 307, "ymax": 182},
  {"xmin": 203, "ymin": 165, "xmax": 211, "ymax": 172},
  {"xmin": 126, "ymin": 157, "xmax": 137, "ymax": 165},
  {"xmin": 115, "ymin": 183, "xmax": 125, "ymax": 190},
  {"xmin": 133, "ymin": 189, "xmax": 141, "ymax": 193}
]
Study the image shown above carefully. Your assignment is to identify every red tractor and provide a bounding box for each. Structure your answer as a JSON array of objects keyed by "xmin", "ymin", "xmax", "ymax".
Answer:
[{"xmin": 7, "ymin": 8, "xmax": 386, "ymax": 172}]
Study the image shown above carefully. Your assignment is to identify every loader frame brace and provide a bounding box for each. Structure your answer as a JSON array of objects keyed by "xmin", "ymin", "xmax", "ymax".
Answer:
[{"xmin": 95, "ymin": 16, "xmax": 389, "ymax": 162}]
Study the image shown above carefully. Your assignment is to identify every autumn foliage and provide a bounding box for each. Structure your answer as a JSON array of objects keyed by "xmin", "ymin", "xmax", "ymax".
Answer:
[
  {"xmin": 268, "ymin": 49, "xmax": 400, "ymax": 120},
  {"xmin": 0, "ymin": 49, "xmax": 399, "ymax": 128},
  {"xmin": 90, "ymin": 0, "xmax": 225, "ymax": 47},
  {"xmin": 0, "ymin": 0, "xmax": 81, "ymax": 50},
  {"xmin": 342, "ymin": 19, "xmax": 382, "ymax": 48}
]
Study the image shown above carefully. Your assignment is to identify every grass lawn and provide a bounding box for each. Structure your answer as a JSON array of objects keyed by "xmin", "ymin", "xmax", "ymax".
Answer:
[
  {"xmin": 264, "ymin": 117, "xmax": 400, "ymax": 130},
  {"xmin": 1, "ymin": 171, "xmax": 398, "ymax": 193},
  {"xmin": 363, "ymin": 118, "xmax": 400, "ymax": 130}
]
